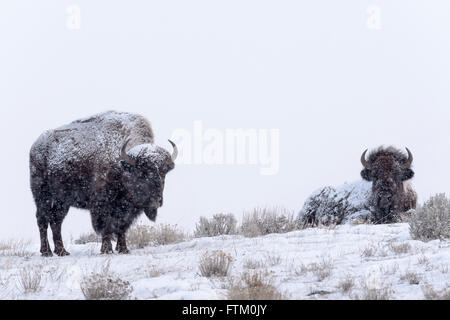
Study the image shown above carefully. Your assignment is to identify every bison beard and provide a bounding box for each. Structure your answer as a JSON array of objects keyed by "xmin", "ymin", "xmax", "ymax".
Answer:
[
  {"xmin": 360, "ymin": 146, "xmax": 417, "ymax": 223},
  {"xmin": 29, "ymin": 111, "xmax": 177, "ymax": 256}
]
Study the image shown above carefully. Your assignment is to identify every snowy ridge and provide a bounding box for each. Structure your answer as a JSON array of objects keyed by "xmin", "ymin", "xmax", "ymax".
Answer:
[{"xmin": 0, "ymin": 223, "xmax": 449, "ymax": 299}]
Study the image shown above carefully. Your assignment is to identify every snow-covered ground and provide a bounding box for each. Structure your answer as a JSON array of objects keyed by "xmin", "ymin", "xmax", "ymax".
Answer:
[{"xmin": 1, "ymin": 223, "xmax": 449, "ymax": 300}]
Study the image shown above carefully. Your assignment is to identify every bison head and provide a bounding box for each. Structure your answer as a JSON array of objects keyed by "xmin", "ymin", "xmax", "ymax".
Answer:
[
  {"xmin": 360, "ymin": 146, "xmax": 414, "ymax": 223},
  {"xmin": 119, "ymin": 139, "xmax": 178, "ymax": 221}
]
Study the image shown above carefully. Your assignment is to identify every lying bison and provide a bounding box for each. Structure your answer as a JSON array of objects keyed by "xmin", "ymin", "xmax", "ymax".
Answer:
[
  {"xmin": 298, "ymin": 146, "xmax": 417, "ymax": 226},
  {"xmin": 30, "ymin": 111, "xmax": 177, "ymax": 256}
]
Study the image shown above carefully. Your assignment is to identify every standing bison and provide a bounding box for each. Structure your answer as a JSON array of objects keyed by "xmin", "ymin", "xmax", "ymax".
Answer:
[
  {"xmin": 30, "ymin": 111, "xmax": 177, "ymax": 256},
  {"xmin": 298, "ymin": 146, "xmax": 417, "ymax": 226}
]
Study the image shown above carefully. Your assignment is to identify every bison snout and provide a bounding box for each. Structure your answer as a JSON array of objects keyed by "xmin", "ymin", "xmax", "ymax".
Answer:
[{"xmin": 150, "ymin": 196, "xmax": 163, "ymax": 207}]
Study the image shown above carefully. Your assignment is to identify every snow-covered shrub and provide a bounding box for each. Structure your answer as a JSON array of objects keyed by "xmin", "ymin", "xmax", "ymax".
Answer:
[
  {"xmin": 422, "ymin": 285, "xmax": 450, "ymax": 300},
  {"xmin": 126, "ymin": 224, "xmax": 153, "ymax": 248},
  {"xmin": 388, "ymin": 242, "xmax": 411, "ymax": 255},
  {"xmin": 408, "ymin": 193, "xmax": 450, "ymax": 241},
  {"xmin": 243, "ymin": 259, "xmax": 266, "ymax": 270},
  {"xmin": 297, "ymin": 257, "xmax": 334, "ymax": 282},
  {"xmin": 199, "ymin": 250, "xmax": 232, "ymax": 277},
  {"xmin": 264, "ymin": 253, "xmax": 282, "ymax": 267},
  {"xmin": 359, "ymin": 286, "xmax": 393, "ymax": 300},
  {"xmin": 337, "ymin": 275, "xmax": 355, "ymax": 294},
  {"xmin": 17, "ymin": 265, "xmax": 43, "ymax": 293},
  {"xmin": 146, "ymin": 265, "xmax": 162, "ymax": 278},
  {"xmin": 401, "ymin": 271, "xmax": 421, "ymax": 285},
  {"xmin": 148, "ymin": 224, "xmax": 186, "ymax": 246},
  {"xmin": 240, "ymin": 207, "xmax": 297, "ymax": 238},
  {"xmin": 80, "ymin": 262, "xmax": 132, "ymax": 300},
  {"xmin": 298, "ymin": 180, "xmax": 372, "ymax": 227},
  {"xmin": 127, "ymin": 223, "xmax": 186, "ymax": 248},
  {"xmin": 352, "ymin": 278, "xmax": 393, "ymax": 300},
  {"xmin": 0, "ymin": 239, "xmax": 32, "ymax": 257},
  {"xmin": 194, "ymin": 213, "xmax": 237, "ymax": 238},
  {"xmin": 227, "ymin": 271, "xmax": 286, "ymax": 300},
  {"xmin": 74, "ymin": 232, "xmax": 101, "ymax": 244}
]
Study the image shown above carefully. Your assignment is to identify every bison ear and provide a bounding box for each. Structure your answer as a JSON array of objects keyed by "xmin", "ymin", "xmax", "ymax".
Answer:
[
  {"xmin": 402, "ymin": 168, "xmax": 414, "ymax": 181},
  {"xmin": 120, "ymin": 160, "xmax": 134, "ymax": 172},
  {"xmin": 361, "ymin": 169, "xmax": 373, "ymax": 181}
]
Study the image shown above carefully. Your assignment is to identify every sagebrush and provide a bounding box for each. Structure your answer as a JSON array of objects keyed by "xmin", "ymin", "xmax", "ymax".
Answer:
[
  {"xmin": 408, "ymin": 193, "xmax": 450, "ymax": 241},
  {"xmin": 194, "ymin": 213, "xmax": 237, "ymax": 237},
  {"xmin": 127, "ymin": 223, "xmax": 186, "ymax": 248},
  {"xmin": 80, "ymin": 261, "xmax": 133, "ymax": 300},
  {"xmin": 16, "ymin": 265, "xmax": 43, "ymax": 293},
  {"xmin": 227, "ymin": 271, "xmax": 286, "ymax": 300},
  {"xmin": 0, "ymin": 239, "xmax": 32, "ymax": 257},
  {"xmin": 240, "ymin": 207, "xmax": 298, "ymax": 237},
  {"xmin": 199, "ymin": 250, "xmax": 233, "ymax": 277}
]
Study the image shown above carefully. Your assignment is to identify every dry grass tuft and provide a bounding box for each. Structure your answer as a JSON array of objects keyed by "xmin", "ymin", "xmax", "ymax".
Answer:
[
  {"xmin": 0, "ymin": 239, "xmax": 33, "ymax": 257},
  {"xmin": 227, "ymin": 271, "xmax": 286, "ymax": 300},
  {"xmin": 421, "ymin": 285, "xmax": 450, "ymax": 300},
  {"xmin": 199, "ymin": 250, "xmax": 233, "ymax": 278},
  {"xmin": 74, "ymin": 232, "xmax": 101, "ymax": 244},
  {"xmin": 401, "ymin": 271, "xmax": 421, "ymax": 285},
  {"xmin": 146, "ymin": 265, "xmax": 162, "ymax": 278},
  {"xmin": 352, "ymin": 285, "xmax": 392, "ymax": 300},
  {"xmin": 265, "ymin": 254, "xmax": 282, "ymax": 267},
  {"xmin": 360, "ymin": 243, "xmax": 388, "ymax": 259},
  {"xmin": 337, "ymin": 275, "xmax": 355, "ymax": 294},
  {"xmin": 16, "ymin": 265, "xmax": 43, "ymax": 294},
  {"xmin": 244, "ymin": 259, "xmax": 266, "ymax": 270},
  {"xmin": 389, "ymin": 242, "xmax": 411, "ymax": 255},
  {"xmin": 297, "ymin": 257, "xmax": 334, "ymax": 282},
  {"xmin": 127, "ymin": 223, "xmax": 186, "ymax": 248}
]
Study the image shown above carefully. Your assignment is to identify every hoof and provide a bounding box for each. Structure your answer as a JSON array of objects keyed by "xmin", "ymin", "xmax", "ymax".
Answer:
[
  {"xmin": 54, "ymin": 248, "xmax": 70, "ymax": 256},
  {"xmin": 100, "ymin": 250, "xmax": 114, "ymax": 254},
  {"xmin": 41, "ymin": 251, "xmax": 53, "ymax": 257},
  {"xmin": 117, "ymin": 248, "xmax": 130, "ymax": 254}
]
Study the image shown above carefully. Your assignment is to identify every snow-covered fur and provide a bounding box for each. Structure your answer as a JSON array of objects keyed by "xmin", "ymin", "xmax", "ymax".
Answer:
[
  {"xmin": 30, "ymin": 111, "xmax": 176, "ymax": 256},
  {"xmin": 298, "ymin": 180, "xmax": 372, "ymax": 226},
  {"xmin": 360, "ymin": 146, "xmax": 417, "ymax": 223},
  {"xmin": 299, "ymin": 147, "xmax": 417, "ymax": 226}
]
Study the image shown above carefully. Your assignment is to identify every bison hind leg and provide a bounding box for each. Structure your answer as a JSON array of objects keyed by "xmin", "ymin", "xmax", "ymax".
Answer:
[
  {"xmin": 47, "ymin": 204, "xmax": 70, "ymax": 256},
  {"xmin": 36, "ymin": 208, "xmax": 53, "ymax": 257}
]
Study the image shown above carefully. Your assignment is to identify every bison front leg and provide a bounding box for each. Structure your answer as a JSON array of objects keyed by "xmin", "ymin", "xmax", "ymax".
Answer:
[
  {"xmin": 50, "ymin": 221, "xmax": 70, "ymax": 256},
  {"xmin": 115, "ymin": 232, "xmax": 129, "ymax": 254},
  {"xmin": 100, "ymin": 234, "xmax": 114, "ymax": 254}
]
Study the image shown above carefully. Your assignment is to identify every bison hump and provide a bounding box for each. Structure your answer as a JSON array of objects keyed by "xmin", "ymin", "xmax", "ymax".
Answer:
[
  {"xmin": 298, "ymin": 180, "xmax": 372, "ymax": 226},
  {"xmin": 30, "ymin": 111, "xmax": 154, "ymax": 172}
]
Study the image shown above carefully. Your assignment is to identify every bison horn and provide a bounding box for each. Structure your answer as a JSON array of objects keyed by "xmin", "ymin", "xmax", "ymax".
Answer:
[
  {"xmin": 404, "ymin": 147, "xmax": 413, "ymax": 168},
  {"xmin": 168, "ymin": 139, "xmax": 178, "ymax": 162},
  {"xmin": 120, "ymin": 139, "xmax": 136, "ymax": 165},
  {"xmin": 361, "ymin": 149, "xmax": 371, "ymax": 169}
]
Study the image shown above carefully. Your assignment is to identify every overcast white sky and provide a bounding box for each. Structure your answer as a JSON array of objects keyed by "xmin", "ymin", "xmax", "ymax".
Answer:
[{"xmin": 1, "ymin": 1, "xmax": 449, "ymax": 241}]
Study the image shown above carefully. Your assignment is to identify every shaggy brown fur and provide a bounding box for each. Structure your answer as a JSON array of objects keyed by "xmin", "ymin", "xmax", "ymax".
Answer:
[
  {"xmin": 30, "ymin": 111, "xmax": 176, "ymax": 256},
  {"xmin": 361, "ymin": 146, "xmax": 417, "ymax": 223}
]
